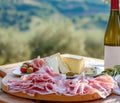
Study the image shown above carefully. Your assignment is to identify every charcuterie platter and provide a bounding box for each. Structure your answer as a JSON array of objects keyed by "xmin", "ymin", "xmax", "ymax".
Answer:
[
  {"xmin": 0, "ymin": 53, "xmax": 119, "ymax": 102},
  {"xmin": 1, "ymin": 74, "xmax": 101, "ymax": 101}
]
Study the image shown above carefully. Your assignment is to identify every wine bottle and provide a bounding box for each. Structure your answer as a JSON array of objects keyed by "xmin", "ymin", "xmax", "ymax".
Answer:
[{"xmin": 104, "ymin": 0, "xmax": 120, "ymax": 68}]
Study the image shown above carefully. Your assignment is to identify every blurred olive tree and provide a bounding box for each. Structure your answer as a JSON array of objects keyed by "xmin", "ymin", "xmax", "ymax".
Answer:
[
  {"xmin": 29, "ymin": 21, "xmax": 86, "ymax": 58},
  {"xmin": 0, "ymin": 20, "xmax": 104, "ymax": 65},
  {"xmin": 0, "ymin": 28, "xmax": 30, "ymax": 65}
]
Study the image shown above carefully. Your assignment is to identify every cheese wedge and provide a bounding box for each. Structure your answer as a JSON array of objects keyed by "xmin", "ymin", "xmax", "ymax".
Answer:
[
  {"xmin": 46, "ymin": 53, "xmax": 70, "ymax": 74},
  {"xmin": 61, "ymin": 54, "xmax": 85, "ymax": 74},
  {"xmin": 57, "ymin": 54, "xmax": 70, "ymax": 73},
  {"xmin": 46, "ymin": 54, "xmax": 60, "ymax": 73}
]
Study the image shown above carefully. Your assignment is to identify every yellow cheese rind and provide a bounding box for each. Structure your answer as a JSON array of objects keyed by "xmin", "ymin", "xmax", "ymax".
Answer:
[{"xmin": 61, "ymin": 54, "xmax": 85, "ymax": 74}]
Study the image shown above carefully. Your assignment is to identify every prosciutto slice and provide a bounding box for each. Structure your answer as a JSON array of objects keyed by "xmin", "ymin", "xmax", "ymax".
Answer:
[{"xmin": 7, "ymin": 66, "xmax": 118, "ymax": 98}]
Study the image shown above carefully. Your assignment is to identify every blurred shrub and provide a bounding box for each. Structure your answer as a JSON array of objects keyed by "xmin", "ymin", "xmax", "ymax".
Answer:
[
  {"xmin": 0, "ymin": 21, "xmax": 104, "ymax": 65},
  {"xmin": 29, "ymin": 21, "xmax": 86, "ymax": 58},
  {"xmin": 85, "ymin": 38, "xmax": 104, "ymax": 59},
  {"xmin": 84, "ymin": 30, "xmax": 104, "ymax": 59},
  {"xmin": 75, "ymin": 24, "xmax": 104, "ymax": 59},
  {"xmin": 0, "ymin": 28, "xmax": 30, "ymax": 65}
]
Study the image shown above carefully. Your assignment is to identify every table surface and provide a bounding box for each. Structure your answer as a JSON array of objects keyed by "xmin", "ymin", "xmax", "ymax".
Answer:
[{"xmin": 0, "ymin": 57, "xmax": 120, "ymax": 103}]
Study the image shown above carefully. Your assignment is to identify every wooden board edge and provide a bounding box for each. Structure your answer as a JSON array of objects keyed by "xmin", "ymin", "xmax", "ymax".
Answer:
[
  {"xmin": 1, "ymin": 80, "xmax": 102, "ymax": 102},
  {"xmin": 0, "ymin": 69, "xmax": 6, "ymax": 78}
]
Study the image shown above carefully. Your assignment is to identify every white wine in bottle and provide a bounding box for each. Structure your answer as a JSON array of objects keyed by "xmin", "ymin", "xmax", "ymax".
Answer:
[{"xmin": 104, "ymin": 0, "xmax": 120, "ymax": 68}]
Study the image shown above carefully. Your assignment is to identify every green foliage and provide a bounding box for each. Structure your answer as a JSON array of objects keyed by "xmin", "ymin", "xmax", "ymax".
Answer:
[
  {"xmin": 0, "ymin": 19, "xmax": 104, "ymax": 65},
  {"xmin": 0, "ymin": 28, "xmax": 30, "ymax": 64},
  {"xmin": 85, "ymin": 37, "xmax": 104, "ymax": 58},
  {"xmin": 29, "ymin": 21, "xmax": 86, "ymax": 58},
  {"xmin": 0, "ymin": 0, "xmax": 107, "ymax": 65},
  {"xmin": 77, "ymin": 27, "xmax": 104, "ymax": 59}
]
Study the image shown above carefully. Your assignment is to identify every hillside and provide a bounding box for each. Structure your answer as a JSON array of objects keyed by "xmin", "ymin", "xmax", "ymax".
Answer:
[
  {"xmin": 0, "ymin": 0, "xmax": 109, "ymax": 31},
  {"xmin": 36, "ymin": 0, "xmax": 109, "ymax": 17}
]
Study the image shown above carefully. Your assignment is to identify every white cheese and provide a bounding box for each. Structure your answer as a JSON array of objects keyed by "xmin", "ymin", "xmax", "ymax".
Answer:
[
  {"xmin": 46, "ymin": 53, "xmax": 70, "ymax": 74},
  {"xmin": 84, "ymin": 66, "xmax": 97, "ymax": 76},
  {"xmin": 46, "ymin": 55, "xmax": 60, "ymax": 73},
  {"xmin": 61, "ymin": 54, "xmax": 85, "ymax": 74}
]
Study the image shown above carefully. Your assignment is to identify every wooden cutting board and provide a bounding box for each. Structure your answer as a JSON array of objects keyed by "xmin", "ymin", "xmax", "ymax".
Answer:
[
  {"xmin": 1, "ymin": 56, "xmax": 120, "ymax": 103},
  {"xmin": 0, "ymin": 68, "xmax": 39, "ymax": 103},
  {"xmin": 0, "ymin": 65, "xmax": 102, "ymax": 102}
]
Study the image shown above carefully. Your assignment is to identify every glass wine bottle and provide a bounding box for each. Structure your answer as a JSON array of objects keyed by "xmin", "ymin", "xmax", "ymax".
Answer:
[{"xmin": 104, "ymin": 0, "xmax": 120, "ymax": 68}]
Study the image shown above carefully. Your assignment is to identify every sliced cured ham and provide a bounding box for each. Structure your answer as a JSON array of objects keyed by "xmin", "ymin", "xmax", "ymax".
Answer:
[
  {"xmin": 32, "ymin": 56, "xmax": 46, "ymax": 69},
  {"xmin": 7, "ymin": 65, "xmax": 118, "ymax": 99},
  {"xmin": 7, "ymin": 66, "xmax": 65, "ymax": 96}
]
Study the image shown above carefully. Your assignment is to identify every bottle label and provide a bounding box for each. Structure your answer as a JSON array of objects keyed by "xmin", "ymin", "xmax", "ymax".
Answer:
[{"xmin": 104, "ymin": 46, "xmax": 120, "ymax": 68}]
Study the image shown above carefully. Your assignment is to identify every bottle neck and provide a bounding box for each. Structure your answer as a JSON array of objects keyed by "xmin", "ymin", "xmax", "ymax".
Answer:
[
  {"xmin": 110, "ymin": 10, "xmax": 119, "ymax": 16},
  {"xmin": 110, "ymin": 0, "xmax": 119, "ymax": 18},
  {"xmin": 111, "ymin": 0, "xmax": 119, "ymax": 10}
]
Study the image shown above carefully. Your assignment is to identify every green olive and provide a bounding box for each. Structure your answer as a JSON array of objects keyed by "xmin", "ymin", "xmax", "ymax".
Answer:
[
  {"xmin": 66, "ymin": 72, "xmax": 75, "ymax": 76},
  {"xmin": 27, "ymin": 67, "xmax": 34, "ymax": 74}
]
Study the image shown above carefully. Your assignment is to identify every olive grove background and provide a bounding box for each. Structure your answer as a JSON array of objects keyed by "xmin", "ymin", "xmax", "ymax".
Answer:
[{"xmin": 0, "ymin": 0, "xmax": 109, "ymax": 65}]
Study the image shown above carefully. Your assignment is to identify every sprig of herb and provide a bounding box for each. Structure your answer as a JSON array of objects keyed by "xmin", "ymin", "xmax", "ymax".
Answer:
[{"xmin": 100, "ymin": 65, "xmax": 120, "ymax": 77}]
